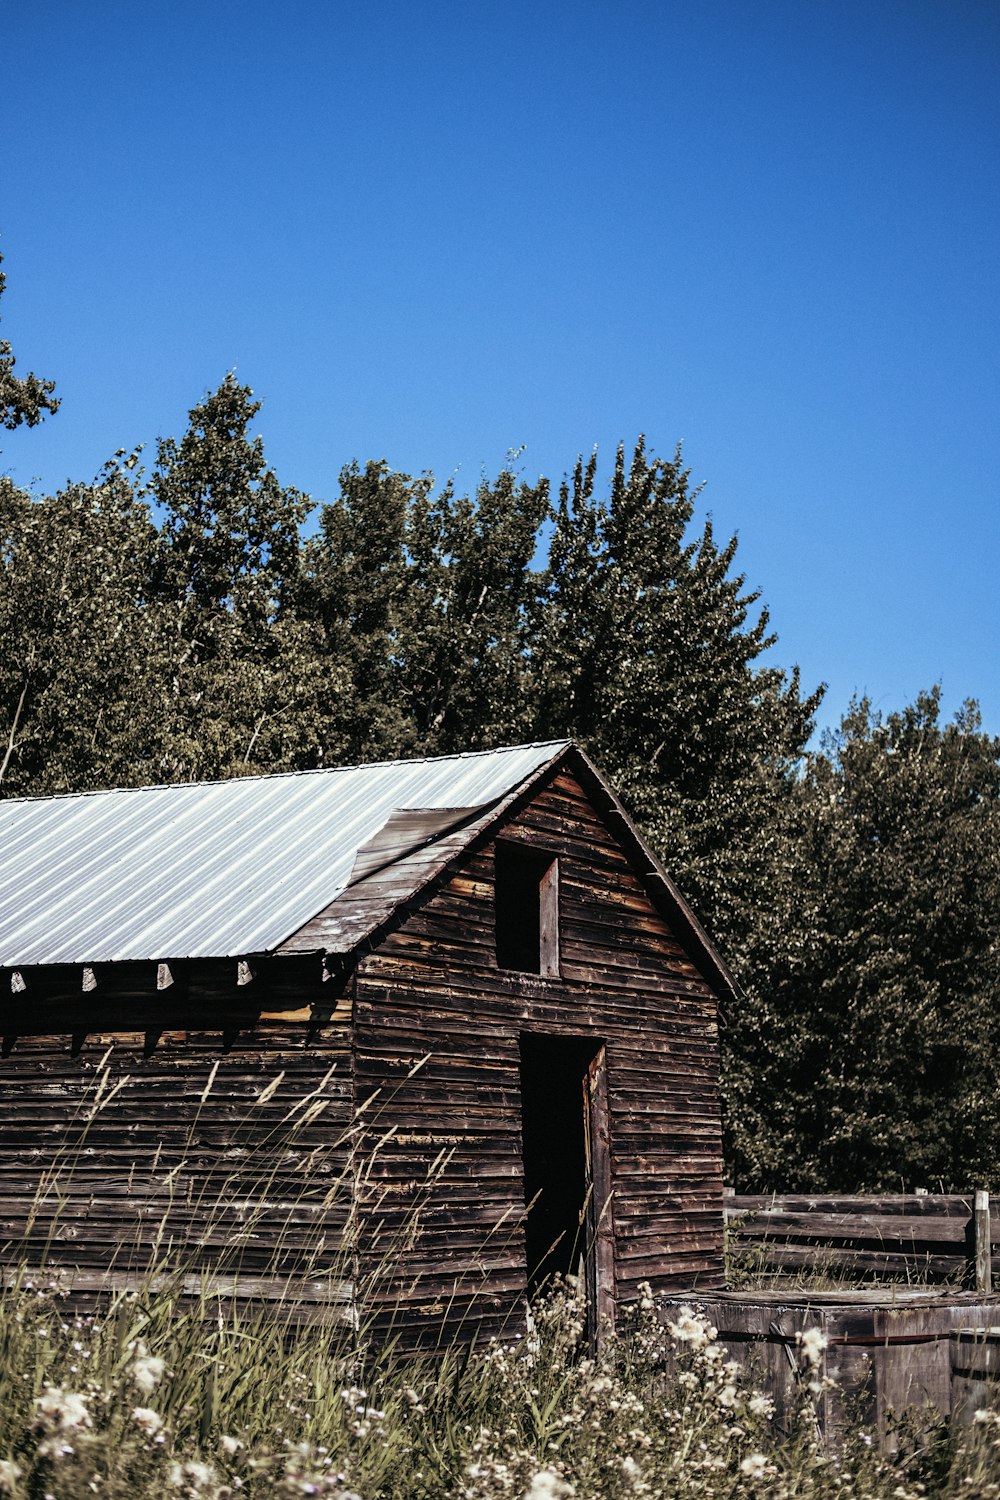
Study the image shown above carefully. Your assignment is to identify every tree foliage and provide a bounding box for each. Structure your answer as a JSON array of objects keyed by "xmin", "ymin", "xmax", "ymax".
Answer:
[
  {"xmin": 726, "ymin": 689, "xmax": 1000, "ymax": 1190},
  {"xmin": 0, "ymin": 466, "xmax": 163, "ymax": 795},
  {"xmin": 300, "ymin": 459, "xmax": 550, "ymax": 763},
  {"xmin": 145, "ymin": 375, "xmax": 335, "ymax": 782},
  {"xmin": 0, "ymin": 254, "xmax": 59, "ymax": 431},
  {"xmin": 532, "ymin": 440, "xmax": 821, "ymax": 939}
]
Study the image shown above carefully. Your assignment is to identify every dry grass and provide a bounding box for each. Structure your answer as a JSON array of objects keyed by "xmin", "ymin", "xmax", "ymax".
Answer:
[{"xmin": 2, "ymin": 1061, "xmax": 1000, "ymax": 1496}]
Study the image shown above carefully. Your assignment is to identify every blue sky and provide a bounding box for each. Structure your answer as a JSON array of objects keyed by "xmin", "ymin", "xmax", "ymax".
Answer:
[{"xmin": 4, "ymin": 0, "xmax": 998, "ymax": 738}]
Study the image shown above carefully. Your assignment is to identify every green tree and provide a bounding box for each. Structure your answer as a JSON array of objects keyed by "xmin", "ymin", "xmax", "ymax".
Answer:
[
  {"xmin": 726, "ymin": 689, "xmax": 1000, "ymax": 1190},
  {"xmin": 534, "ymin": 438, "xmax": 821, "ymax": 944},
  {"xmin": 0, "ymin": 253, "xmax": 59, "ymax": 431},
  {"xmin": 394, "ymin": 462, "xmax": 550, "ymax": 754},
  {"xmin": 302, "ymin": 460, "xmax": 419, "ymax": 764},
  {"xmin": 303, "ymin": 458, "xmax": 550, "ymax": 763},
  {"xmin": 147, "ymin": 375, "xmax": 336, "ymax": 780},
  {"xmin": 0, "ymin": 464, "xmax": 165, "ymax": 796},
  {"xmin": 149, "ymin": 373, "xmax": 309, "ymax": 636}
]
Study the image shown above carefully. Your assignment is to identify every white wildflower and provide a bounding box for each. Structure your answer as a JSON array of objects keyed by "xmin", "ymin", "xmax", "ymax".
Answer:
[
  {"xmin": 797, "ymin": 1326, "xmax": 828, "ymax": 1365},
  {"xmin": 667, "ymin": 1307, "xmax": 716, "ymax": 1351},
  {"xmin": 619, "ymin": 1454, "xmax": 651, "ymax": 1493},
  {"xmin": 129, "ymin": 1341, "xmax": 168, "ymax": 1395},
  {"xmin": 167, "ymin": 1460, "xmax": 218, "ymax": 1493},
  {"xmin": 220, "ymin": 1434, "xmax": 243, "ymax": 1454},
  {"xmin": 525, "ymin": 1469, "xmax": 574, "ymax": 1500},
  {"xmin": 740, "ymin": 1452, "xmax": 768, "ymax": 1478},
  {"xmin": 0, "ymin": 1461, "xmax": 21, "ymax": 1496},
  {"xmin": 132, "ymin": 1406, "xmax": 164, "ymax": 1435},
  {"xmin": 33, "ymin": 1386, "xmax": 92, "ymax": 1433},
  {"xmin": 748, "ymin": 1393, "xmax": 774, "ymax": 1419}
]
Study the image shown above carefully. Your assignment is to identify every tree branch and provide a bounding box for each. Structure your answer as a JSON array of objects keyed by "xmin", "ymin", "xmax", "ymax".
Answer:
[{"xmin": 0, "ymin": 677, "xmax": 30, "ymax": 788}]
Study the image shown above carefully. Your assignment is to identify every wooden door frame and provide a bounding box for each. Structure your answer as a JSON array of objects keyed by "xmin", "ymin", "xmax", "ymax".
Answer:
[{"xmin": 582, "ymin": 1043, "xmax": 616, "ymax": 1344}]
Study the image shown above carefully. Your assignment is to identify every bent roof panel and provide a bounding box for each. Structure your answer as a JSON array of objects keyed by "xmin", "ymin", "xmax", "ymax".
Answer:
[{"xmin": 0, "ymin": 742, "xmax": 569, "ymax": 966}]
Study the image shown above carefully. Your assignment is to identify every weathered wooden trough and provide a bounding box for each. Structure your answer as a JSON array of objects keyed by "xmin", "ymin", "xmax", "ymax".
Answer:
[
  {"xmin": 0, "ymin": 741, "xmax": 735, "ymax": 1347},
  {"xmin": 661, "ymin": 1289, "xmax": 1000, "ymax": 1442}
]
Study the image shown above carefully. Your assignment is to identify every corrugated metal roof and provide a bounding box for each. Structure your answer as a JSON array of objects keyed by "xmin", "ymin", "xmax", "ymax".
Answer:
[{"xmin": 0, "ymin": 742, "xmax": 570, "ymax": 967}]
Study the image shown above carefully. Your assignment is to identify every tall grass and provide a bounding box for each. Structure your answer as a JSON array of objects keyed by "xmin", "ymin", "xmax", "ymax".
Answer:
[{"xmin": 3, "ymin": 1058, "xmax": 1000, "ymax": 1497}]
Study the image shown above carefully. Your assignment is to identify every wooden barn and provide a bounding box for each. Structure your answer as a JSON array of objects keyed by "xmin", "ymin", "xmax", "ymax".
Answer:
[{"xmin": 0, "ymin": 741, "xmax": 735, "ymax": 1346}]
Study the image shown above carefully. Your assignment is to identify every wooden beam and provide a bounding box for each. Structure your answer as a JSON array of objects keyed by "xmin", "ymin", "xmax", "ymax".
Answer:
[
  {"xmin": 975, "ymin": 1189, "xmax": 992, "ymax": 1295},
  {"xmin": 539, "ymin": 857, "xmax": 560, "ymax": 978}
]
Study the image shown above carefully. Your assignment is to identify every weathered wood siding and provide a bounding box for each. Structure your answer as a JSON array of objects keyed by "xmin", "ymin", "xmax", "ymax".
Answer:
[
  {"xmin": 353, "ymin": 766, "xmax": 725, "ymax": 1346},
  {"xmin": 0, "ymin": 966, "xmax": 354, "ymax": 1309}
]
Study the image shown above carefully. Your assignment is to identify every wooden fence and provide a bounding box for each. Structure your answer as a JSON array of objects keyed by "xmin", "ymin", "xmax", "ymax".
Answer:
[{"xmin": 724, "ymin": 1190, "xmax": 997, "ymax": 1288}]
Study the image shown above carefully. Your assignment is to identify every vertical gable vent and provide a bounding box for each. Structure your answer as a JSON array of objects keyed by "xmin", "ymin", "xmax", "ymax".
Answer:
[{"xmin": 494, "ymin": 842, "xmax": 559, "ymax": 976}]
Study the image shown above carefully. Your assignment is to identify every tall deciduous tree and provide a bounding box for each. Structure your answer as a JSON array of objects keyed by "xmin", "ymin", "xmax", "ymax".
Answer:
[
  {"xmin": 727, "ymin": 689, "xmax": 1000, "ymax": 1190},
  {"xmin": 0, "ymin": 465, "xmax": 164, "ymax": 795},
  {"xmin": 303, "ymin": 459, "xmax": 550, "ymax": 763},
  {"xmin": 534, "ymin": 438, "xmax": 822, "ymax": 944},
  {"xmin": 394, "ymin": 462, "xmax": 550, "ymax": 753},
  {"xmin": 149, "ymin": 373, "xmax": 310, "ymax": 637},
  {"xmin": 302, "ymin": 460, "xmax": 420, "ymax": 764},
  {"xmin": 147, "ymin": 375, "xmax": 335, "ymax": 780}
]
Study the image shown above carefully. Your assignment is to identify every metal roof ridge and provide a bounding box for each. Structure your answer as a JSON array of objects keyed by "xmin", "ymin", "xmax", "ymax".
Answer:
[{"xmin": 0, "ymin": 739, "xmax": 575, "ymax": 807}]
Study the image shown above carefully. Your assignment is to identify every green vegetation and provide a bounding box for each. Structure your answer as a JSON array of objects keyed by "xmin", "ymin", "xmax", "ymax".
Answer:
[
  {"xmin": 2, "ymin": 313, "xmax": 999, "ymax": 1194},
  {"xmin": 1, "ymin": 1059, "xmax": 997, "ymax": 1500},
  {"xmin": 729, "ymin": 691, "xmax": 1000, "ymax": 1191},
  {"xmin": 5, "ymin": 1259, "xmax": 1000, "ymax": 1497}
]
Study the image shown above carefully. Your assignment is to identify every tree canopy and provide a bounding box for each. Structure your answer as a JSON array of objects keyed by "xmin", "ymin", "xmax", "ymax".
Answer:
[{"xmin": 726, "ymin": 690, "xmax": 1000, "ymax": 1190}]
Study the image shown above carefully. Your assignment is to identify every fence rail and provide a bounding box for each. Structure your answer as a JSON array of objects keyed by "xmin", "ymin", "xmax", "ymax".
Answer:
[{"xmin": 724, "ymin": 1191, "xmax": 997, "ymax": 1288}]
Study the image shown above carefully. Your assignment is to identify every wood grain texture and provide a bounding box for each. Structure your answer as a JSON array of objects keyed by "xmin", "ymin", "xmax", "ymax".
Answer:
[
  {"xmin": 662, "ymin": 1290, "xmax": 1000, "ymax": 1446},
  {"xmin": 726, "ymin": 1194, "xmax": 1000, "ymax": 1284},
  {"xmin": 0, "ymin": 968, "xmax": 355, "ymax": 1308},
  {"xmin": 0, "ymin": 761, "xmax": 730, "ymax": 1342},
  {"xmin": 352, "ymin": 766, "xmax": 726, "ymax": 1348}
]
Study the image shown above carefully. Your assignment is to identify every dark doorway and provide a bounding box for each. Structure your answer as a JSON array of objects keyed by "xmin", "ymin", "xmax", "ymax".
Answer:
[{"xmin": 518, "ymin": 1033, "xmax": 614, "ymax": 1334}]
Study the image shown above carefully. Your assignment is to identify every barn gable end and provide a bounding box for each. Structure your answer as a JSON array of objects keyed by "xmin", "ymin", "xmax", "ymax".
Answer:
[{"xmin": 351, "ymin": 760, "xmax": 726, "ymax": 1345}]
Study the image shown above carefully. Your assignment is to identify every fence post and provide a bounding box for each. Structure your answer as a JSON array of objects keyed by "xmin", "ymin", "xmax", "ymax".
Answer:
[{"xmin": 975, "ymin": 1189, "xmax": 992, "ymax": 1295}]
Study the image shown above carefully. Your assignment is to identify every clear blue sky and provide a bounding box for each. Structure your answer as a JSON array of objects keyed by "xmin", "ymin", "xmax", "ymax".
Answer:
[{"xmin": 4, "ymin": 0, "xmax": 998, "ymax": 738}]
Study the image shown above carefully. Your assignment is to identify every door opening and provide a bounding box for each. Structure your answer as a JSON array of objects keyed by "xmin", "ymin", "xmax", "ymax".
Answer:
[{"xmin": 518, "ymin": 1033, "xmax": 614, "ymax": 1337}]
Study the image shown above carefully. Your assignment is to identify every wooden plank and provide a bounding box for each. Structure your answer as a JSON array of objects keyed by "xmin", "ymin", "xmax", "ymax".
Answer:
[{"xmin": 976, "ymin": 1190, "xmax": 993, "ymax": 1294}]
